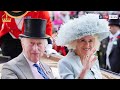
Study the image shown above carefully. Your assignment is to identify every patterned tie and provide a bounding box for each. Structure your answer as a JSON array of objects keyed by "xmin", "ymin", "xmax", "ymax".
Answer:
[{"xmin": 33, "ymin": 64, "xmax": 49, "ymax": 79}]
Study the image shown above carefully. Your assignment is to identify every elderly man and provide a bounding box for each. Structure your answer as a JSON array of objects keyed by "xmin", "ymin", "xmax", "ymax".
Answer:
[
  {"xmin": 1, "ymin": 18, "xmax": 54, "ymax": 79},
  {"xmin": 0, "ymin": 11, "xmax": 57, "ymax": 59}
]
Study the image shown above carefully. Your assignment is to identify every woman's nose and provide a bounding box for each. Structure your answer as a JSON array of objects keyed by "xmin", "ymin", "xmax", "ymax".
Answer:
[{"xmin": 84, "ymin": 41, "xmax": 90, "ymax": 47}]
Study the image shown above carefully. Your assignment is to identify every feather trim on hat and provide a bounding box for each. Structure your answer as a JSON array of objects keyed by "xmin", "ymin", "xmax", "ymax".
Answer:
[{"xmin": 55, "ymin": 14, "xmax": 110, "ymax": 46}]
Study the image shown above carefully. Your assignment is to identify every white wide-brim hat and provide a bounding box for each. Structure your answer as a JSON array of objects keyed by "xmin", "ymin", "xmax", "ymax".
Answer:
[{"xmin": 55, "ymin": 14, "xmax": 110, "ymax": 46}]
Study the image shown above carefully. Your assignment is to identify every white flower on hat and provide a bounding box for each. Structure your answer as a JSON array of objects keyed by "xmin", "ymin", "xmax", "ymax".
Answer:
[{"xmin": 55, "ymin": 14, "xmax": 110, "ymax": 46}]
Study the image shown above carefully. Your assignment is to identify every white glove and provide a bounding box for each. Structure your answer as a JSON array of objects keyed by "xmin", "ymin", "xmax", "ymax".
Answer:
[{"xmin": 45, "ymin": 44, "xmax": 60, "ymax": 57}]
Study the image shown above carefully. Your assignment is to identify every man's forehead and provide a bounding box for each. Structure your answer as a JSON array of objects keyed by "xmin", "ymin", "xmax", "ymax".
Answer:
[{"xmin": 23, "ymin": 38, "xmax": 46, "ymax": 42}]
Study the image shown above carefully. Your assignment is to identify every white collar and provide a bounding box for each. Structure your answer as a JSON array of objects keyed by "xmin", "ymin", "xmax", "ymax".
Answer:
[
  {"xmin": 109, "ymin": 30, "xmax": 120, "ymax": 39},
  {"xmin": 23, "ymin": 52, "xmax": 40, "ymax": 67}
]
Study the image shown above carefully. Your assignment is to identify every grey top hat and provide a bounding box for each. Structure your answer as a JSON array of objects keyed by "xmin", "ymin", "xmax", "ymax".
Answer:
[{"xmin": 19, "ymin": 18, "xmax": 50, "ymax": 39}]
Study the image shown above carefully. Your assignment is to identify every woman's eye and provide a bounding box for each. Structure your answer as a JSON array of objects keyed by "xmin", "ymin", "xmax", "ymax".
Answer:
[
  {"xmin": 80, "ymin": 39, "xmax": 85, "ymax": 42},
  {"xmin": 37, "ymin": 43, "xmax": 41, "ymax": 45},
  {"xmin": 89, "ymin": 40, "xmax": 93, "ymax": 42}
]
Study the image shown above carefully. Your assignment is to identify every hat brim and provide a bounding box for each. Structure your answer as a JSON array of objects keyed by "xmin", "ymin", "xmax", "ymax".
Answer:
[
  {"xmin": 95, "ymin": 32, "xmax": 110, "ymax": 41},
  {"xmin": 19, "ymin": 34, "xmax": 50, "ymax": 39},
  {"xmin": 56, "ymin": 31, "xmax": 110, "ymax": 46}
]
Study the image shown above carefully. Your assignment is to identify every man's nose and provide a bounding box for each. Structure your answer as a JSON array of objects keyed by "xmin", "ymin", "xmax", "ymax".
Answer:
[{"xmin": 33, "ymin": 44, "xmax": 39, "ymax": 51}]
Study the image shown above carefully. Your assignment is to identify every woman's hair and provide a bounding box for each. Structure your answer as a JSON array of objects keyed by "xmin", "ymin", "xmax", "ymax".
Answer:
[{"xmin": 67, "ymin": 35, "xmax": 100, "ymax": 51}]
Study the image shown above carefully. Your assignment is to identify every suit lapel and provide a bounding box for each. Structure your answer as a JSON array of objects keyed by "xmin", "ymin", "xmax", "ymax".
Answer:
[
  {"xmin": 109, "ymin": 34, "xmax": 120, "ymax": 56},
  {"xmin": 39, "ymin": 61, "xmax": 54, "ymax": 79},
  {"xmin": 16, "ymin": 53, "xmax": 35, "ymax": 79},
  {"xmin": 109, "ymin": 44, "xmax": 116, "ymax": 56},
  {"xmin": 102, "ymin": 37, "xmax": 109, "ymax": 54}
]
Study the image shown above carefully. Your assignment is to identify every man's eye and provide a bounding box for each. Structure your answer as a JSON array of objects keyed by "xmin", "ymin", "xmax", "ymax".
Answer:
[
  {"xmin": 89, "ymin": 40, "xmax": 93, "ymax": 42},
  {"xmin": 37, "ymin": 43, "xmax": 42, "ymax": 46},
  {"xmin": 30, "ymin": 42, "xmax": 34, "ymax": 45}
]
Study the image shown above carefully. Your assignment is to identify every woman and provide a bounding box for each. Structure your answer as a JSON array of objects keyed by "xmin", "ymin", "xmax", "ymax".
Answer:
[{"xmin": 55, "ymin": 14, "xmax": 110, "ymax": 79}]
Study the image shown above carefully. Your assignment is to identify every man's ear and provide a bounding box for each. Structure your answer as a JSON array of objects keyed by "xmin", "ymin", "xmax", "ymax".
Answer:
[{"xmin": 20, "ymin": 38, "xmax": 24, "ymax": 48}]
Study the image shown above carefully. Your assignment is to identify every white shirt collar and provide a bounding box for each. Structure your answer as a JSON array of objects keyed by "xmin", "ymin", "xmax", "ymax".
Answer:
[
  {"xmin": 23, "ymin": 52, "xmax": 45, "ymax": 79},
  {"xmin": 22, "ymin": 52, "xmax": 40, "ymax": 66},
  {"xmin": 109, "ymin": 30, "xmax": 120, "ymax": 39}
]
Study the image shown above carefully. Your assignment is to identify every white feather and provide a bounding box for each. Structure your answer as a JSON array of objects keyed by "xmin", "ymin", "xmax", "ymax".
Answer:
[{"xmin": 55, "ymin": 14, "xmax": 110, "ymax": 46}]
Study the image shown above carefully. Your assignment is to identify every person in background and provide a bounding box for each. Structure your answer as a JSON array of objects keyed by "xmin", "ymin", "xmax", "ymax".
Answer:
[
  {"xmin": 69, "ymin": 11, "xmax": 76, "ymax": 19},
  {"xmin": 55, "ymin": 14, "xmax": 110, "ymax": 79},
  {"xmin": 53, "ymin": 11, "xmax": 63, "ymax": 32},
  {"xmin": 98, "ymin": 17, "xmax": 120, "ymax": 73},
  {"xmin": 52, "ymin": 29, "xmax": 68, "ymax": 56},
  {"xmin": 52, "ymin": 11, "xmax": 68, "ymax": 56},
  {"xmin": 78, "ymin": 11, "xmax": 86, "ymax": 18},
  {"xmin": 1, "ymin": 18, "xmax": 54, "ymax": 79},
  {"xmin": 59, "ymin": 11, "xmax": 70, "ymax": 23}
]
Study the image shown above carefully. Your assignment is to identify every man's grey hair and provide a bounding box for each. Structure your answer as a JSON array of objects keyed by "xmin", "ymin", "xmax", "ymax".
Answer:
[{"xmin": 20, "ymin": 38, "xmax": 48, "ymax": 47}]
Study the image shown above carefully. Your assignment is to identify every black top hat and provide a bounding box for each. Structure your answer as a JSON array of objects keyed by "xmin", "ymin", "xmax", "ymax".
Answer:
[
  {"xmin": 108, "ymin": 19, "xmax": 120, "ymax": 27},
  {"xmin": 19, "ymin": 18, "xmax": 49, "ymax": 39}
]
